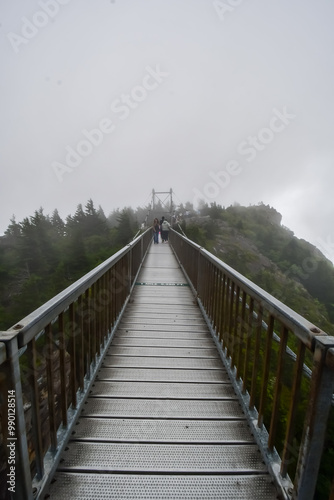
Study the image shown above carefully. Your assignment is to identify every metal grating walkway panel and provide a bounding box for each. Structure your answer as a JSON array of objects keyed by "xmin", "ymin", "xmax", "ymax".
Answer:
[
  {"xmin": 46, "ymin": 242, "xmax": 280, "ymax": 499},
  {"xmin": 46, "ymin": 473, "xmax": 278, "ymax": 499},
  {"xmin": 103, "ymin": 355, "xmax": 224, "ymax": 369},
  {"xmin": 110, "ymin": 337, "xmax": 214, "ymax": 347},
  {"xmin": 71, "ymin": 418, "xmax": 254, "ymax": 443},
  {"xmin": 96, "ymin": 367, "xmax": 227, "ymax": 383},
  {"xmin": 81, "ymin": 397, "xmax": 247, "ymax": 419},
  {"xmin": 105, "ymin": 345, "xmax": 220, "ymax": 358},
  {"xmin": 88, "ymin": 381, "xmax": 235, "ymax": 399},
  {"xmin": 57, "ymin": 442, "xmax": 268, "ymax": 473}
]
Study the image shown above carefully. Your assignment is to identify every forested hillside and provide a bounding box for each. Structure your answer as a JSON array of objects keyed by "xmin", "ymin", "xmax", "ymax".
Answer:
[
  {"xmin": 179, "ymin": 202, "xmax": 334, "ymax": 335},
  {"xmin": 0, "ymin": 200, "xmax": 149, "ymax": 330},
  {"xmin": 1, "ymin": 199, "xmax": 334, "ymax": 338}
]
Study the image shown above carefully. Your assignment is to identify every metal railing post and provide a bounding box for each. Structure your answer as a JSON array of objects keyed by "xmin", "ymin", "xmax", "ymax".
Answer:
[
  {"xmin": 141, "ymin": 235, "xmax": 144, "ymax": 263},
  {"xmin": 128, "ymin": 246, "xmax": 133, "ymax": 293},
  {"xmin": 196, "ymin": 247, "xmax": 201, "ymax": 296},
  {"xmin": 293, "ymin": 336, "xmax": 334, "ymax": 499},
  {"xmin": 0, "ymin": 332, "xmax": 33, "ymax": 500}
]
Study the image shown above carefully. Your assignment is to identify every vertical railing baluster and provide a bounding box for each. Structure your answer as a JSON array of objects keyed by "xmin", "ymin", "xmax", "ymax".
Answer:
[
  {"xmin": 102, "ymin": 275, "xmax": 107, "ymax": 340},
  {"xmin": 242, "ymin": 297, "xmax": 254, "ymax": 394},
  {"xmin": 268, "ymin": 325, "xmax": 288, "ymax": 451},
  {"xmin": 104, "ymin": 274, "xmax": 108, "ymax": 340},
  {"xmin": 111, "ymin": 267, "xmax": 115, "ymax": 328},
  {"xmin": 226, "ymin": 281, "xmax": 235, "ymax": 357},
  {"xmin": 281, "ymin": 340, "xmax": 305, "ymax": 477},
  {"xmin": 212, "ymin": 267, "xmax": 218, "ymax": 331},
  {"xmin": 101, "ymin": 275, "xmax": 106, "ymax": 346},
  {"xmin": 108, "ymin": 270, "xmax": 114, "ymax": 332},
  {"xmin": 236, "ymin": 291, "xmax": 247, "ymax": 381},
  {"xmin": 196, "ymin": 247, "xmax": 201, "ymax": 295},
  {"xmin": 222, "ymin": 277, "xmax": 230, "ymax": 348},
  {"xmin": 77, "ymin": 295, "xmax": 84, "ymax": 391},
  {"xmin": 97, "ymin": 279, "xmax": 102, "ymax": 352},
  {"xmin": 69, "ymin": 303, "xmax": 77, "ymax": 409},
  {"xmin": 99, "ymin": 276, "xmax": 105, "ymax": 345},
  {"xmin": 27, "ymin": 338, "xmax": 44, "ymax": 478},
  {"xmin": 205, "ymin": 260, "xmax": 210, "ymax": 313},
  {"xmin": 216, "ymin": 270, "xmax": 223, "ymax": 341},
  {"xmin": 128, "ymin": 246, "xmax": 133, "ymax": 292},
  {"xmin": 209, "ymin": 263, "xmax": 215, "ymax": 325},
  {"xmin": 206, "ymin": 261, "xmax": 211, "ymax": 321},
  {"xmin": 46, "ymin": 323, "xmax": 57, "ymax": 452},
  {"xmin": 218, "ymin": 273, "xmax": 226, "ymax": 344},
  {"xmin": 115, "ymin": 262, "xmax": 120, "ymax": 318},
  {"xmin": 250, "ymin": 305, "xmax": 263, "ymax": 410},
  {"xmin": 58, "ymin": 312, "xmax": 68, "ymax": 427},
  {"xmin": 84, "ymin": 289, "xmax": 91, "ymax": 379},
  {"xmin": 91, "ymin": 282, "xmax": 97, "ymax": 363},
  {"xmin": 106, "ymin": 271, "xmax": 111, "ymax": 334},
  {"xmin": 231, "ymin": 285, "xmax": 240, "ymax": 369},
  {"xmin": 258, "ymin": 314, "xmax": 274, "ymax": 429},
  {"xmin": 201, "ymin": 258, "xmax": 207, "ymax": 311}
]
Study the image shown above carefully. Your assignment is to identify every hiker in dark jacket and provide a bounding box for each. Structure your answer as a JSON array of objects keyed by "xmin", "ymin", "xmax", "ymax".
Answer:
[{"xmin": 153, "ymin": 218, "xmax": 160, "ymax": 244}]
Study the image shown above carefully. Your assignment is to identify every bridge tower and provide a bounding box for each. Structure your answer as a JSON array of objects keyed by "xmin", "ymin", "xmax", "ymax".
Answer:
[{"xmin": 151, "ymin": 188, "xmax": 174, "ymax": 222}]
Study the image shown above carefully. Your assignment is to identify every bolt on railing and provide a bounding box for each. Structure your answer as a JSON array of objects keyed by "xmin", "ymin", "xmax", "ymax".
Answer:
[
  {"xmin": 0, "ymin": 229, "xmax": 152, "ymax": 500},
  {"xmin": 169, "ymin": 228, "xmax": 334, "ymax": 500}
]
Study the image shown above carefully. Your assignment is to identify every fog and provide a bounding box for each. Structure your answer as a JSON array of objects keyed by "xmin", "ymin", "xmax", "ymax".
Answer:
[{"xmin": 1, "ymin": 0, "xmax": 334, "ymax": 262}]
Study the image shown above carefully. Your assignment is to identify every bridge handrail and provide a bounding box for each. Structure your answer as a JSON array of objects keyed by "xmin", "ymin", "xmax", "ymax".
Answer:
[
  {"xmin": 171, "ymin": 228, "xmax": 327, "ymax": 346},
  {"xmin": 0, "ymin": 228, "xmax": 152, "ymax": 500},
  {"xmin": 169, "ymin": 228, "xmax": 334, "ymax": 500},
  {"xmin": 10, "ymin": 230, "xmax": 150, "ymax": 347}
]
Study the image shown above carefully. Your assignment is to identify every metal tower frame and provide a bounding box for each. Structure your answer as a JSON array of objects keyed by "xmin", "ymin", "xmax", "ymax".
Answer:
[{"xmin": 151, "ymin": 188, "xmax": 174, "ymax": 221}]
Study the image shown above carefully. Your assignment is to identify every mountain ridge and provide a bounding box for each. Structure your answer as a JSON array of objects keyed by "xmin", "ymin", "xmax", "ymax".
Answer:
[{"xmin": 178, "ymin": 203, "xmax": 334, "ymax": 335}]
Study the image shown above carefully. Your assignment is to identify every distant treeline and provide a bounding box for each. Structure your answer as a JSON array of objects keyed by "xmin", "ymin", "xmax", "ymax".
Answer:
[
  {"xmin": 2, "ymin": 199, "xmax": 334, "ymax": 337},
  {"xmin": 0, "ymin": 199, "xmax": 154, "ymax": 330}
]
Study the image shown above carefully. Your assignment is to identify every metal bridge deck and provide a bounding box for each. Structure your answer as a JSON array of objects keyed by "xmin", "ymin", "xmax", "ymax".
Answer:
[{"xmin": 46, "ymin": 242, "xmax": 279, "ymax": 499}]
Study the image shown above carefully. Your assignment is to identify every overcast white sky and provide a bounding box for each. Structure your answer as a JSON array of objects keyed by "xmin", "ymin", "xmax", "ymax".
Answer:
[{"xmin": 1, "ymin": 0, "xmax": 334, "ymax": 261}]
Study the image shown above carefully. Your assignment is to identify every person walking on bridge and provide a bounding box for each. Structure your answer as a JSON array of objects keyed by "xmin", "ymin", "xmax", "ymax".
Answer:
[
  {"xmin": 161, "ymin": 217, "xmax": 170, "ymax": 242},
  {"xmin": 153, "ymin": 218, "xmax": 160, "ymax": 244}
]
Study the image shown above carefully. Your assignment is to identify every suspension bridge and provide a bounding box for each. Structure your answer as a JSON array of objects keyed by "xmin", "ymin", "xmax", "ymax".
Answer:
[{"xmin": 0, "ymin": 193, "xmax": 334, "ymax": 499}]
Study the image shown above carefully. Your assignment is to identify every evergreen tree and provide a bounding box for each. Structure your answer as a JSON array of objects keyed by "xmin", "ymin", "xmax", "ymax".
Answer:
[
  {"xmin": 116, "ymin": 208, "xmax": 137, "ymax": 246},
  {"xmin": 84, "ymin": 199, "xmax": 108, "ymax": 236},
  {"xmin": 51, "ymin": 209, "xmax": 65, "ymax": 237}
]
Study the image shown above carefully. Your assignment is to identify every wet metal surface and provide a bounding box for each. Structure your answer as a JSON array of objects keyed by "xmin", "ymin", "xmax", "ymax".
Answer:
[{"xmin": 46, "ymin": 243, "xmax": 279, "ymax": 499}]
